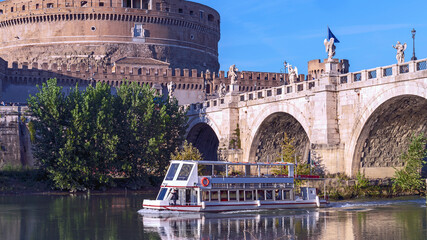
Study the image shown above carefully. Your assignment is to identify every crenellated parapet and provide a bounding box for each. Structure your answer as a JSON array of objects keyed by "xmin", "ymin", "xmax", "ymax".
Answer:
[
  {"xmin": 1, "ymin": 58, "xmax": 302, "ymax": 104},
  {"xmin": 2, "ymin": 59, "xmax": 308, "ymax": 89}
]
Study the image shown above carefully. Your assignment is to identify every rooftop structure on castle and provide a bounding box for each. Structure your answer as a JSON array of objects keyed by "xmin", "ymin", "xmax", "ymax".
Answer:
[{"xmin": 0, "ymin": 0, "xmax": 220, "ymax": 72}]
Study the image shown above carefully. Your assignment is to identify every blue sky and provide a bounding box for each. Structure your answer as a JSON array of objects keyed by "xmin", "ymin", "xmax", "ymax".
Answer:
[{"xmin": 196, "ymin": 0, "xmax": 427, "ymax": 74}]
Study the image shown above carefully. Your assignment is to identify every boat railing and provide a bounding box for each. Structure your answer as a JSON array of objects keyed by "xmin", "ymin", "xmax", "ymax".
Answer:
[
  {"xmin": 207, "ymin": 174, "xmax": 292, "ymax": 178},
  {"xmin": 209, "ymin": 182, "xmax": 293, "ymax": 189}
]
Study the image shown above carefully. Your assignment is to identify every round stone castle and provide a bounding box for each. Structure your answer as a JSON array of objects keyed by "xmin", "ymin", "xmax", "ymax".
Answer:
[{"xmin": 0, "ymin": 0, "xmax": 220, "ymax": 72}]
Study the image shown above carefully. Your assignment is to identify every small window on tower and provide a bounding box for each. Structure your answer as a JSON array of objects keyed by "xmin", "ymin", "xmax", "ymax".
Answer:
[
  {"xmin": 22, "ymin": 5, "xmax": 25, "ymax": 11},
  {"xmin": 99, "ymin": 2, "xmax": 104, "ymax": 7},
  {"xmin": 189, "ymin": 10, "xmax": 193, "ymax": 16},
  {"xmin": 11, "ymin": 7, "xmax": 14, "ymax": 12},
  {"xmin": 47, "ymin": 3, "xmax": 54, "ymax": 8},
  {"xmin": 178, "ymin": 8, "xmax": 183, "ymax": 13},
  {"xmin": 81, "ymin": 1, "xmax": 88, "ymax": 7},
  {"xmin": 0, "ymin": 10, "xmax": 3, "ymax": 15},
  {"xmin": 35, "ymin": 4, "xmax": 39, "ymax": 9},
  {"xmin": 199, "ymin": 10, "xmax": 204, "ymax": 19},
  {"xmin": 208, "ymin": 14, "xmax": 214, "ymax": 22},
  {"xmin": 133, "ymin": 24, "xmax": 144, "ymax": 37}
]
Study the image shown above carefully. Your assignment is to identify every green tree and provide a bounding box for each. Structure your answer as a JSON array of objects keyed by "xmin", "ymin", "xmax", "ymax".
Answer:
[
  {"xmin": 53, "ymin": 83, "xmax": 118, "ymax": 190},
  {"xmin": 170, "ymin": 140, "xmax": 203, "ymax": 160},
  {"xmin": 114, "ymin": 82, "xmax": 187, "ymax": 183},
  {"xmin": 156, "ymin": 98, "xmax": 188, "ymax": 173},
  {"xmin": 28, "ymin": 78, "xmax": 70, "ymax": 180},
  {"xmin": 393, "ymin": 133, "xmax": 427, "ymax": 193},
  {"xmin": 28, "ymin": 79, "xmax": 188, "ymax": 190},
  {"xmin": 273, "ymin": 133, "xmax": 310, "ymax": 177}
]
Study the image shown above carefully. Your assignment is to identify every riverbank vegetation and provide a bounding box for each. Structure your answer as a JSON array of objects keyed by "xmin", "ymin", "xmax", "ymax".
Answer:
[
  {"xmin": 24, "ymin": 78, "xmax": 187, "ymax": 192},
  {"xmin": 324, "ymin": 133, "xmax": 427, "ymax": 200}
]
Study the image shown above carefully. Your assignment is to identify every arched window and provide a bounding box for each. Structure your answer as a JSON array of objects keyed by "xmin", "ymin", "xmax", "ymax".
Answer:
[{"xmin": 208, "ymin": 14, "xmax": 214, "ymax": 22}]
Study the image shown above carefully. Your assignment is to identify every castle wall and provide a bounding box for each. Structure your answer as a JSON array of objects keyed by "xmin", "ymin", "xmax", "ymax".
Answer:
[
  {"xmin": 0, "ymin": 0, "xmax": 220, "ymax": 72},
  {"xmin": 308, "ymin": 59, "xmax": 349, "ymax": 79},
  {"xmin": 0, "ymin": 106, "xmax": 33, "ymax": 167},
  {"xmin": 0, "ymin": 59, "xmax": 287, "ymax": 104}
]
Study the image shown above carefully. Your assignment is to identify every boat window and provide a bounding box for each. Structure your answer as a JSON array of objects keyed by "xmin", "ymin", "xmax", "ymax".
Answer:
[
  {"xmin": 211, "ymin": 191, "xmax": 219, "ymax": 201},
  {"xmin": 284, "ymin": 190, "xmax": 290, "ymax": 200},
  {"xmin": 165, "ymin": 163, "xmax": 179, "ymax": 180},
  {"xmin": 245, "ymin": 190, "xmax": 253, "ymax": 201},
  {"xmin": 177, "ymin": 164, "xmax": 193, "ymax": 181},
  {"xmin": 229, "ymin": 191, "xmax": 237, "ymax": 201},
  {"xmin": 156, "ymin": 188, "xmax": 168, "ymax": 200},
  {"xmin": 185, "ymin": 189, "xmax": 191, "ymax": 203},
  {"xmin": 202, "ymin": 191, "xmax": 209, "ymax": 201},
  {"xmin": 220, "ymin": 190, "xmax": 228, "ymax": 201},
  {"xmin": 275, "ymin": 189, "xmax": 282, "ymax": 200},
  {"xmin": 239, "ymin": 190, "xmax": 244, "ymax": 201},
  {"xmin": 266, "ymin": 190, "xmax": 273, "ymax": 200},
  {"xmin": 257, "ymin": 190, "xmax": 265, "ymax": 200}
]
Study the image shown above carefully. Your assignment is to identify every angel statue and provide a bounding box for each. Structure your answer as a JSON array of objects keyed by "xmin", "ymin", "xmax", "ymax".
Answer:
[
  {"xmin": 324, "ymin": 38, "xmax": 336, "ymax": 61},
  {"xmin": 167, "ymin": 81, "xmax": 175, "ymax": 99},
  {"xmin": 228, "ymin": 64, "xmax": 238, "ymax": 84},
  {"xmin": 393, "ymin": 41, "xmax": 407, "ymax": 64},
  {"xmin": 287, "ymin": 64, "xmax": 298, "ymax": 83},
  {"xmin": 218, "ymin": 82, "xmax": 226, "ymax": 97}
]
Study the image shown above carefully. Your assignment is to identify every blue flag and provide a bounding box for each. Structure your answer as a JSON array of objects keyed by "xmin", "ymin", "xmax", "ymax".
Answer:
[{"xmin": 328, "ymin": 27, "xmax": 340, "ymax": 43}]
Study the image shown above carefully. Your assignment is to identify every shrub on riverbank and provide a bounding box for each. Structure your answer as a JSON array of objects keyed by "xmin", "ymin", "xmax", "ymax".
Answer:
[
  {"xmin": 0, "ymin": 165, "xmax": 50, "ymax": 192},
  {"xmin": 319, "ymin": 175, "xmax": 423, "ymax": 200},
  {"xmin": 393, "ymin": 133, "xmax": 427, "ymax": 193}
]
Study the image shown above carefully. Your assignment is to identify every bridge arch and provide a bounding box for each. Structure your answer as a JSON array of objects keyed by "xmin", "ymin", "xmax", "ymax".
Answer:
[
  {"xmin": 186, "ymin": 116, "xmax": 221, "ymax": 161},
  {"xmin": 348, "ymin": 82, "xmax": 427, "ymax": 177},
  {"xmin": 247, "ymin": 103, "xmax": 311, "ymax": 163}
]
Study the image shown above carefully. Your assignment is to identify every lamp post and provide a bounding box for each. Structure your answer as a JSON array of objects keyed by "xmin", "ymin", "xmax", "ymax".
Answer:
[
  {"xmin": 283, "ymin": 60, "xmax": 288, "ymax": 85},
  {"xmin": 411, "ymin": 28, "xmax": 417, "ymax": 61}
]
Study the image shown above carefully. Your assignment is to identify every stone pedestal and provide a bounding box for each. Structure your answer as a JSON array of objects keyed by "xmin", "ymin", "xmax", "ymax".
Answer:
[
  {"xmin": 325, "ymin": 60, "xmax": 339, "ymax": 75},
  {"xmin": 230, "ymin": 83, "xmax": 239, "ymax": 93},
  {"xmin": 318, "ymin": 60, "xmax": 339, "ymax": 86}
]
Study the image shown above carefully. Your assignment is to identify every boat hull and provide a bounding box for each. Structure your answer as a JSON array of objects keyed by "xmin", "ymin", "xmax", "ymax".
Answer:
[{"xmin": 142, "ymin": 199, "xmax": 328, "ymax": 212}]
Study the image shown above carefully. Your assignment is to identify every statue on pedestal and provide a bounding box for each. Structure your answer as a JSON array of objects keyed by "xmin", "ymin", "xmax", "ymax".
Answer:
[
  {"xmin": 287, "ymin": 64, "xmax": 298, "ymax": 83},
  {"xmin": 228, "ymin": 64, "xmax": 238, "ymax": 84},
  {"xmin": 167, "ymin": 81, "xmax": 175, "ymax": 99},
  {"xmin": 393, "ymin": 41, "xmax": 407, "ymax": 64},
  {"xmin": 219, "ymin": 83, "xmax": 226, "ymax": 97},
  {"xmin": 323, "ymin": 38, "xmax": 336, "ymax": 61}
]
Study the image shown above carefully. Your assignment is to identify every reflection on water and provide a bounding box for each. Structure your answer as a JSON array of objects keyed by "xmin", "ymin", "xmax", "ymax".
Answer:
[
  {"xmin": 0, "ymin": 195, "xmax": 426, "ymax": 240},
  {"xmin": 140, "ymin": 209, "xmax": 322, "ymax": 239}
]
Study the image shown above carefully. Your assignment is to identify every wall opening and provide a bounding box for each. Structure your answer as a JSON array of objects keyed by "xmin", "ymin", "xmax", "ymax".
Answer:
[
  {"xmin": 249, "ymin": 112, "xmax": 310, "ymax": 163},
  {"xmin": 187, "ymin": 123, "xmax": 219, "ymax": 161},
  {"xmin": 353, "ymin": 95, "xmax": 427, "ymax": 177}
]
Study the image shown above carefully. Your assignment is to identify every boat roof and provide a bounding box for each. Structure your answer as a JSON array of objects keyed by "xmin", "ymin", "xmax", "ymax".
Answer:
[{"xmin": 170, "ymin": 160, "xmax": 294, "ymax": 166}]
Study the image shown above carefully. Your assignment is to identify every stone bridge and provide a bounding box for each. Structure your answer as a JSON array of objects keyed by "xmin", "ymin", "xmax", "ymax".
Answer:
[{"xmin": 186, "ymin": 59, "xmax": 427, "ymax": 178}]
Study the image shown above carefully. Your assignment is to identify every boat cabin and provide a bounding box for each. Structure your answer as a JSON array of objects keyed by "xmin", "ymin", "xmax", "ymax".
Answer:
[{"xmin": 155, "ymin": 160, "xmax": 304, "ymax": 205}]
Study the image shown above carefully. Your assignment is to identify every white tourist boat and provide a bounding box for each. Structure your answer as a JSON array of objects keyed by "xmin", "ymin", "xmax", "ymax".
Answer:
[{"xmin": 142, "ymin": 160, "xmax": 328, "ymax": 212}]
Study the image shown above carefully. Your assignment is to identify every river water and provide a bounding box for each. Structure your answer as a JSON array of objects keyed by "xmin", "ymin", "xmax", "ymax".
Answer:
[{"xmin": 0, "ymin": 194, "xmax": 426, "ymax": 240}]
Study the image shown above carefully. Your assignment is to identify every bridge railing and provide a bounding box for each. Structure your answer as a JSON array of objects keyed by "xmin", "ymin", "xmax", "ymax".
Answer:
[
  {"xmin": 238, "ymin": 79, "xmax": 316, "ymax": 102},
  {"xmin": 186, "ymin": 78, "xmax": 317, "ymax": 113},
  {"xmin": 338, "ymin": 58, "xmax": 427, "ymax": 84}
]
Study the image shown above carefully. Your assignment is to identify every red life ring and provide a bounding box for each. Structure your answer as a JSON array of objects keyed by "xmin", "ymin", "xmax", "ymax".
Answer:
[{"xmin": 201, "ymin": 177, "xmax": 210, "ymax": 187}]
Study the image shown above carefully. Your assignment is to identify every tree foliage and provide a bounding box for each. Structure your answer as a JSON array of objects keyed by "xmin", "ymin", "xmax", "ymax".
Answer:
[
  {"xmin": 28, "ymin": 79, "xmax": 187, "ymax": 191},
  {"xmin": 170, "ymin": 140, "xmax": 203, "ymax": 161},
  {"xmin": 393, "ymin": 133, "xmax": 427, "ymax": 193},
  {"xmin": 273, "ymin": 133, "xmax": 310, "ymax": 177}
]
